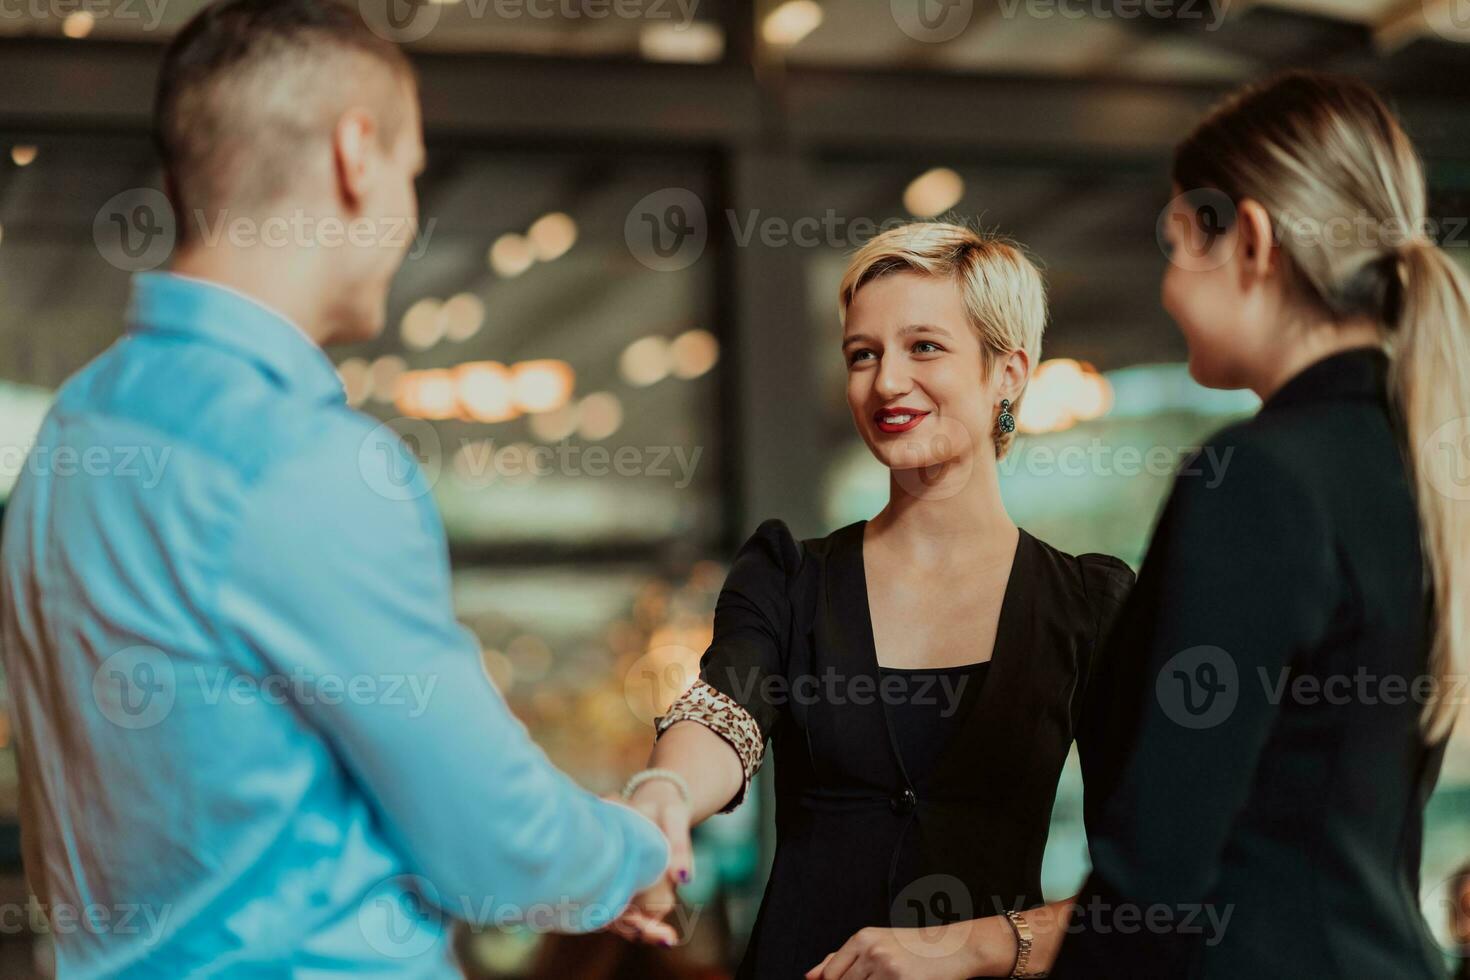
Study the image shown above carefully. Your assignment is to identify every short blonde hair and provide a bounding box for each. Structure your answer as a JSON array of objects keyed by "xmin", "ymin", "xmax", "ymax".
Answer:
[{"xmin": 838, "ymin": 221, "xmax": 1047, "ymax": 457}]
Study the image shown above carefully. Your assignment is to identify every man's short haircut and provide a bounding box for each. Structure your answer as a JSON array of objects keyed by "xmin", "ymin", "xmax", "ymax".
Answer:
[{"xmin": 154, "ymin": 0, "xmax": 414, "ymax": 238}]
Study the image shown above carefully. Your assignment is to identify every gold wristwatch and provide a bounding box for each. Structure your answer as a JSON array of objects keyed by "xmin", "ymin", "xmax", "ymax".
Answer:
[{"xmin": 1004, "ymin": 909, "xmax": 1045, "ymax": 978}]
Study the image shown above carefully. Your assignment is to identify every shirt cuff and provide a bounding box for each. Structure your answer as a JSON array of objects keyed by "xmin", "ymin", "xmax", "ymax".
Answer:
[{"xmin": 655, "ymin": 679, "xmax": 765, "ymax": 813}]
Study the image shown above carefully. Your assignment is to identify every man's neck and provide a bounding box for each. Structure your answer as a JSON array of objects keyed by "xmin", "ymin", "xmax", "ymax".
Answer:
[{"xmin": 170, "ymin": 245, "xmax": 331, "ymax": 346}]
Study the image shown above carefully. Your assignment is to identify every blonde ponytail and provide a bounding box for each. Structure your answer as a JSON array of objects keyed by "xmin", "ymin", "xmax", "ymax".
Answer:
[
  {"xmin": 1173, "ymin": 71, "xmax": 1470, "ymax": 739},
  {"xmin": 1392, "ymin": 241, "xmax": 1470, "ymax": 739}
]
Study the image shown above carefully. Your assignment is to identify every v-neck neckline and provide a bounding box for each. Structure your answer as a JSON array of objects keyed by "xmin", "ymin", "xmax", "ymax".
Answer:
[
  {"xmin": 845, "ymin": 520, "xmax": 1032, "ymax": 792},
  {"xmin": 857, "ymin": 519, "xmax": 1027, "ymax": 672}
]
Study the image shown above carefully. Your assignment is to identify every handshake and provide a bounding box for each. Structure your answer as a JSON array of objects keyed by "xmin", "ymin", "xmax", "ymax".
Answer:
[{"xmin": 605, "ymin": 770, "xmax": 697, "ymax": 948}]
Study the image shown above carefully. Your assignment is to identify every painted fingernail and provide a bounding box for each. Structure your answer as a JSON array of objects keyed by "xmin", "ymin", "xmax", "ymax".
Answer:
[{"xmin": 678, "ymin": 869, "xmax": 690, "ymax": 883}]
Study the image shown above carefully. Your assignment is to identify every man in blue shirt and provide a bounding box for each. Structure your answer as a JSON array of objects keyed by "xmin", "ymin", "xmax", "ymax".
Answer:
[{"xmin": 0, "ymin": 1, "xmax": 672, "ymax": 975}]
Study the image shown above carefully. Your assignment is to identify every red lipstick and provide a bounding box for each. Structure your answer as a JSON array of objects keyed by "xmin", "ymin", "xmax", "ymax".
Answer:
[{"xmin": 873, "ymin": 407, "xmax": 930, "ymax": 434}]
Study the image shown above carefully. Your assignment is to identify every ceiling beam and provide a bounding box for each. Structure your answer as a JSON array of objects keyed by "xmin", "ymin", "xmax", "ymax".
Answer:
[{"xmin": 5, "ymin": 37, "xmax": 1470, "ymax": 160}]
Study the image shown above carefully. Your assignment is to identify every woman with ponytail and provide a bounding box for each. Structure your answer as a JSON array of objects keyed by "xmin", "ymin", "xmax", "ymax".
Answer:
[{"xmin": 1051, "ymin": 71, "xmax": 1469, "ymax": 979}]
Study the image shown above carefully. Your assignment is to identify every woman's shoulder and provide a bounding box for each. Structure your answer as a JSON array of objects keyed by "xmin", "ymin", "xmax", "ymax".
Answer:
[
  {"xmin": 1023, "ymin": 531, "xmax": 1136, "ymax": 617},
  {"xmin": 736, "ymin": 517, "xmax": 863, "ymax": 567}
]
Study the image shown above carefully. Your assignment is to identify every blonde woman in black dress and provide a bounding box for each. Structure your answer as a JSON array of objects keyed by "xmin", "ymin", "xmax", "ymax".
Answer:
[{"xmin": 611, "ymin": 222, "xmax": 1134, "ymax": 978}]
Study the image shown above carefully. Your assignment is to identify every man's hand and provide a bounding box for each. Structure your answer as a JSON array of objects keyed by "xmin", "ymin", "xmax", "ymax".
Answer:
[{"xmin": 605, "ymin": 778, "xmax": 694, "ymax": 946}]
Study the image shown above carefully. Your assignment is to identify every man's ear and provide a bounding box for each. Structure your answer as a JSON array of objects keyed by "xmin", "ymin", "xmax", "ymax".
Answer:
[
  {"xmin": 333, "ymin": 107, "xmax": 378, "ymax": 211},
  {"xmin": 1235, "ymin": 197, "xmax": 1277, "ymax": 283},
  {"xmin": 997, "ymin": 347, "xmax": 1030, "ymax": 403}
]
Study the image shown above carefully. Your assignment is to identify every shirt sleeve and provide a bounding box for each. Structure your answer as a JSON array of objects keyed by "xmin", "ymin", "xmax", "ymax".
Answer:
[
  {"xmin": 218, "ymin": 417, "xmax": 669, "ymax": 932},
  {"xmin": 1053, "ymin": 430, "xmax": 1338, "ymax": 977},
  {"xmin": 655, "ymin": 518, "xmax": 801, "ymax": 813},
  {"xmin": 1073, "ymin": 552, "xmax": 1137, "ymax": 839}
]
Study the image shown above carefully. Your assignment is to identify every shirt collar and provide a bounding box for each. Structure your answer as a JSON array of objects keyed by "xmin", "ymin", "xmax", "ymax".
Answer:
[
  {"xmin": 125, "ymin": 272, "xmax": 345, "ymax": 404},
  {"xmin": 1262, "ymin": 345, "xmax": 1389, "ymax": 414}
]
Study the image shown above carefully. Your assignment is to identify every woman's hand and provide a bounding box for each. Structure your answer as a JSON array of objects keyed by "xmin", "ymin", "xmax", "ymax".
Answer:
[
  {"xmin": 605, "ymin": 779, "xmax": 694, "ymax": 946},
  {"xmin": 806, "ymin": 912, "xmax": 1028, "ymax": 979},
  {"xmin": 805, "ymin": 924, "xmax": 990, "ymax": 980}
]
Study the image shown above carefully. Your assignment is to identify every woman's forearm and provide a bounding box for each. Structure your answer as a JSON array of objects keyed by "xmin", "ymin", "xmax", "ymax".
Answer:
[
  {"xmin": 959, "ymin": 897, "xmax": 1076, "ymax": 976},
  {"xmin": 643, "ymin": 719, "xmax": 746, "ymax": 825}
]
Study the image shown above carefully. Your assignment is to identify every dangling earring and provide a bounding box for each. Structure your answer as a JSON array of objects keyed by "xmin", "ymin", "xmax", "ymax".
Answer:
[{"xmin": 997, "ymin": 399, "xmax": 1016, "ymax": 434}]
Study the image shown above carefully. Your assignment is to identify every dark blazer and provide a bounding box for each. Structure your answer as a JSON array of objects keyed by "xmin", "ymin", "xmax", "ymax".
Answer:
[
  {"xmin": 1052, "ymin": 347, "xmax": 1449, "ymax": 979},
  {"xmin": 698, "ymin": 518, "xmax": 1133, "ymax": 979}
]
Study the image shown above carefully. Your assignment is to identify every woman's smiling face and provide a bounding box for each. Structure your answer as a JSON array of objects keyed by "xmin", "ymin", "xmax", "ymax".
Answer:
[{"xmin": 842, "ymin": 270, "xmax": 1003, "ymax": 472}]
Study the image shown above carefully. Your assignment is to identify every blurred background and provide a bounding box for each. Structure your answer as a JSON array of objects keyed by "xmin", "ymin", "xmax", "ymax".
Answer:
[{"xmin": 3, "ymin": 0, "xmax": 1470, "ymax": 975}]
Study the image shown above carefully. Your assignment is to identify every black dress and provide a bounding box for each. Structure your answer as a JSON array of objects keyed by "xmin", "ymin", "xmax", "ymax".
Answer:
[
  {"xmin": 659, "ymin": 519, "xmax": 1134, "ymax": 979},
  {"xmin": 1051, "ymin": 348, "xmax": 1449, "ymax": 979}
]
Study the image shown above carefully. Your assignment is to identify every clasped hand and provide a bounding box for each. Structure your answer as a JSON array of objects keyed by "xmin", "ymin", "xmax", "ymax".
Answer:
[{"xmin": 606, "ymin": 779, "xmax": 693, "ymax": 947}]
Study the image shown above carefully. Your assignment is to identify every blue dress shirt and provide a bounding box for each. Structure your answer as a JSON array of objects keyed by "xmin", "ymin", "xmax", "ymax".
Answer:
[{"xmin": 0, "ymin": 272, "xmax": 668, "ymax": 978}]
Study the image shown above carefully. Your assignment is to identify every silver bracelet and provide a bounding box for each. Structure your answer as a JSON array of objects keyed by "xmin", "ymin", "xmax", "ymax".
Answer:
[{"xmin": 621, "ymin": 768, "xmax": 691, "ymax": 805}]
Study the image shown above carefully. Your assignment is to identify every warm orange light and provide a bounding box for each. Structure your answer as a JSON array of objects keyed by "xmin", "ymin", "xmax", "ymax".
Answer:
[
  {"xmin": 512, "ymin": 359, "xmax": 575, "ymax": 414},
  {"xmin": 577, "ymin": 392, "xmax": 623, "ymax": 441},
  {"xmin": 455, "ymin": 361, "xmax": 518, "ymax": 423},
  {"xmin": 619, "ymin": 336, "xmax": 671, "ymax": 387},
  {"xmin": 62, "ymin": 11, "xmax": 94, "ymax": 37},
  {"xmin": 395, "ymin": 369, "xmax": 459, "ymax": 420},
  {"xmin": 1016, "ymin": 358, "xmax": 1115, "ymax": 434},
  {"xmin": 670, "ymin": 328, "xmax": 719, "ymax": 379}
]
